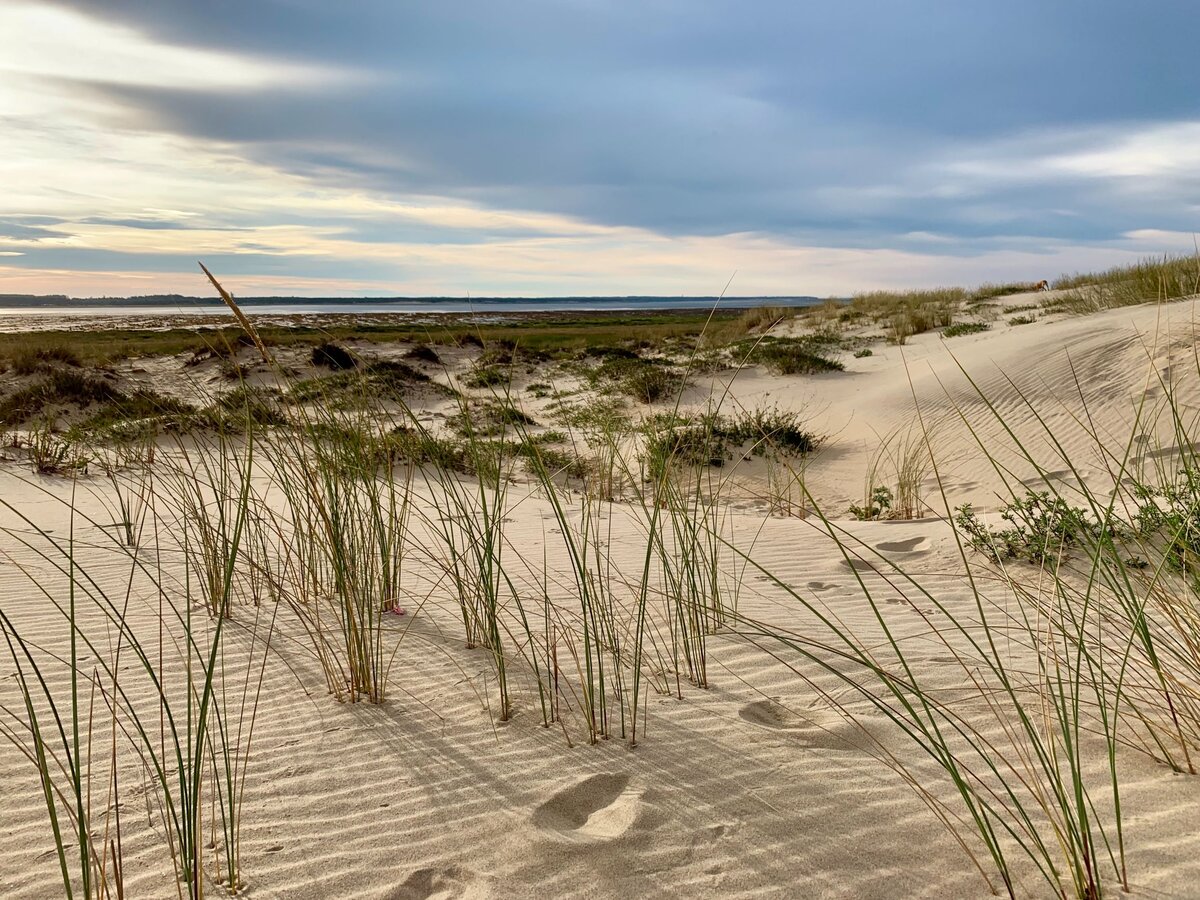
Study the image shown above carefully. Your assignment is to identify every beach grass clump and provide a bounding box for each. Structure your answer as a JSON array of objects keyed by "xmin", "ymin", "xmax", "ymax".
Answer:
[
  {"xmin": 69, "ymin": 388, "xmax": 198, "ymax": 443},
  {"xmin": 750, "ymin": 337, "xmax": 844, "ymax": 375},
  {"xmin": 642, "ymin": 406, "xmax": 820, "ymax": 477},
  {"xmin": 449, "ymin": 397, "xmax": 538, "ymax": 437},
  {"xmin": 728, "ymin": 304, "xmax": 795, "ymax": 335},
  {"xmin": 850, "ymin": 423, "xmax": 936, "ymax": 520},
  {"xmin": 288, "ymin": 359, "xmax": 438, "ymax": 409},
  {"xmin": 621, "ymin": 363, "xmax": 685, "ymax": 403},
  {"xmin": 1053, "ymin": 253, "xmax": 1200, "ymax": 311},
  {"xmin": 547, "ymin": 395, "xmax": 631, "ymax": 435},
  {"xmin": 260, "ymin": 416, "xmax": 413, "ymax": 703},
  {"xmin": 0, "ymin": 422, "xmax": 268, "ymax": 897},
  {"xmin": 846, "ymin": 288, "xmax": 964, "ymax": 344},
  {"xmin": 0, "ymin": 370, "xmax": 125, "ymax": 425},
  {"xmin": 967, "ymin": 281, "xmax": 1043, "ymax": 302},
  {"xmin": 20, "ymin": 418, "xmax": 90, "ymax": 474},
  {"xmin": 411, "ymin": 411, "xmax": 519, "ymax": 719},
  {"xmin": 9, "ymin": 343, "xmax": 84, "ymax": 375},
  {"xmin": 582, "ymin": 351, "xmax": 688, "ymax": 403},
  {"xmin": 1008, "ymin": 314, "xmax": 1037, "ymax": 326},
  {"xmin": 208, "ymin": 384, "xmax": 286, "ymax": 428}
]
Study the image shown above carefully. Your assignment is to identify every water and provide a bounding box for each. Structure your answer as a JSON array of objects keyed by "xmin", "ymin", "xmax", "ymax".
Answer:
[{"xmin": 0, "ymin": 295, "xmax": 824, "ymax": 332}]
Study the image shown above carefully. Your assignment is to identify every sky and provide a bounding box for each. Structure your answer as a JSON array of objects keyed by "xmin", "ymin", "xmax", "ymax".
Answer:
[{"xmin": 1, "ymin": 1, "xmax": 1197, "ymax": 298}]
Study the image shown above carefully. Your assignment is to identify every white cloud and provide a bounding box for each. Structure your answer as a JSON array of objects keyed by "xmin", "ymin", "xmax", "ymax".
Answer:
[
  {"xmin": 942, "ymin": 121, "xmax": 1200, "ymax": 185},
  {"xmin": 0, "ymin": 3, "xmax": 360, "ymax": 91}
]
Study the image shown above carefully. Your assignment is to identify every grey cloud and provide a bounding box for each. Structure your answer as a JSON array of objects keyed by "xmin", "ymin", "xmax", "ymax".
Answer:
[{"xmin": 29, "ymin": 1, "xmax": 1200, "ymax": 253}]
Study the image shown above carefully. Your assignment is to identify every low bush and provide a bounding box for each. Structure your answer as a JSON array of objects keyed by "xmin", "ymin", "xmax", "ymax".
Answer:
[
  {"xmin": 942, "ymin": 321, "xmax": 990, "ymax": 338},
  {"xmin": 955, "ymin": 492, "xmax": 1099, "ymax": 564},
  {"xmin": 311, "ymin": 342, "xmax": 358, "ymax": 370}
]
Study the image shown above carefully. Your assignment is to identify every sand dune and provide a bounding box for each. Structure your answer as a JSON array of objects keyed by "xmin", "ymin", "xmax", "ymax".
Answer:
[{"xmin": 4, "ymin": 294, "xmax": 1200, "ymax": 898}]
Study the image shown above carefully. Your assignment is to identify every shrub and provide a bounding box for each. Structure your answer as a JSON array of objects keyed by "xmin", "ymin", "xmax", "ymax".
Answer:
[
  {"xmin": 311, "ymin": 342, "xmax": 358, "ymax": 370},
  {"xmin": 622, "ymin": 365, "xmax": 683, "ymax": 403},
  {"xmin": 942, "ymin": 321, "xmax": 990, "ymax": 338},
  {"xmin": 404, "ymin": 344, "xmax": 442, "ymax": 364},
  {"xmin": 756, "ymin": 340, "xmax": 844, "ymax": 375},
  {"xmin": 643, "ymin": 407, "xmax": 819, "ymax": 473},
  {"xmin": 464, "ymin": 366, "xmax": 510, "ymax": 389},
  {"xmin": 955, "ymin": 492, "xmax": 1099, "ymax": 564}
]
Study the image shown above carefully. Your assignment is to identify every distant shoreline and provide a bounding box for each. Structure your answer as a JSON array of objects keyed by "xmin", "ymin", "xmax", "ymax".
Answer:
[{"xmin": 0, "ymin": 293, "xmax": 825, "ymax": 313}]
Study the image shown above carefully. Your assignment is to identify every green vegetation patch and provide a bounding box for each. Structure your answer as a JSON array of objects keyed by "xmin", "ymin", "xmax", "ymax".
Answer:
[
  {"xmin": 644, "ymin": 406, "xmax": 820, "ymax": 474},
  {"xmin": 942, "ymin": 321, "xmax": 990, "ymax": 338}
]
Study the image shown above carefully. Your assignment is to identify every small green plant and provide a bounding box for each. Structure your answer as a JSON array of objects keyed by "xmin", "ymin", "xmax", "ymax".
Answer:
[
  {"xmin": 853, "ymin": 347, "xmax": 873, "ymax": 358},
  {"xmin": 955, "ymin": 492, "xmax": 1098, "ymax": 564},
  {"xmin": 848, "ymin": 485, "xmax": 892, "ymax": 520},
  {"xmin": 464, "ymin": 365, "xmax": 510, "ymax": 389},
  {"xmin": 1008, "ymin": 314, "xmax": 1037, "ymax": 326}
]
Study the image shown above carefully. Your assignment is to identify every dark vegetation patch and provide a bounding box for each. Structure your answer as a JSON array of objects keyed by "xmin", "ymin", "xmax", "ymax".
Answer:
[
  {"xmin": 732, "ymin": 335, "xmax": 844, "ymax": 375},
  {"xmin": 643, "ymin": 406, "xmax": 820, "ymax": 474},
  {"xmin": 404, "ymin": 344, "xmax": 441, "ymax": 364},
  {"xmin": 449, "ymin": 399, "xmax": 539, "ymax": 437},
  {"xmin": 578, "ymin": 351, "xmax": 689, "ymax": 403},
  {"xmin": 311, "ymin": 342, "xmax": 358, "ymax": 370},
  {"xmin": 0, "ymin": 371, "xmax": 125, "ymax": 425},
  {"xmin": 10, "ymin": 344, "xmax": 83, "ymax": 375},
  {"xmin": 289, "ymin": 359, "xmax": 440, "ymax": 406}
]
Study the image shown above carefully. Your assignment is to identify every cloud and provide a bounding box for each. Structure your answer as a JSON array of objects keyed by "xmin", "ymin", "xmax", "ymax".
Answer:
[
  {"xmin": 3, "ymin": 1, "xmax": 1199, "ymax": 295},
  {"xmin": 0, "ymin": 2, "xmax": 364, "ymax": 91}
]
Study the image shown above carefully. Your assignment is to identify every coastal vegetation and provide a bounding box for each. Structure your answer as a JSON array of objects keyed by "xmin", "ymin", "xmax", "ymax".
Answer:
[{"xmin": 3, "ymin": 261, "xmax": 1200, "ymax": 897}]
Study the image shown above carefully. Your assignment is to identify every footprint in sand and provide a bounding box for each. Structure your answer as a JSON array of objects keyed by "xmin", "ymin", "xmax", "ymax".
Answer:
[
  {"xmin": 533, "ymin": 773, "xmax": 644, "ymax": 842},
  {"xmin": 387, "ymin": 865, "xmax": 490, "ymax": 900},
  {"xmin": 738, "ymin": 698, "xmax": 805, "ymax": 731},
  {"xmin": 875, "ymin": 536, "xmax": 930, "ymax": 554},
  {"xmin": 839, "ymin": 558, "xmax": 877, "ymax": 573},
  {"xmin": 738, "ymin": 700, "xmax": 874, "ymax": 753},
  {"xmin": 806, "ymin": 581, "xmax": 838, "ymax": 592}
]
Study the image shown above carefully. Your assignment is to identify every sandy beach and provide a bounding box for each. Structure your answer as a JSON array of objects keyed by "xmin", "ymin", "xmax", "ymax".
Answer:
[{"xmin": 2, "ymin": 282, "xmax": 1199, "ymax": 899}]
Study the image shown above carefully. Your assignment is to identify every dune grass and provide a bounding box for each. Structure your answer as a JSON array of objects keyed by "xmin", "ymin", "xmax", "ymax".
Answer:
[{"xmin": 1053, "ymin": 253, "xmax": 1200, "ymax": 312}]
